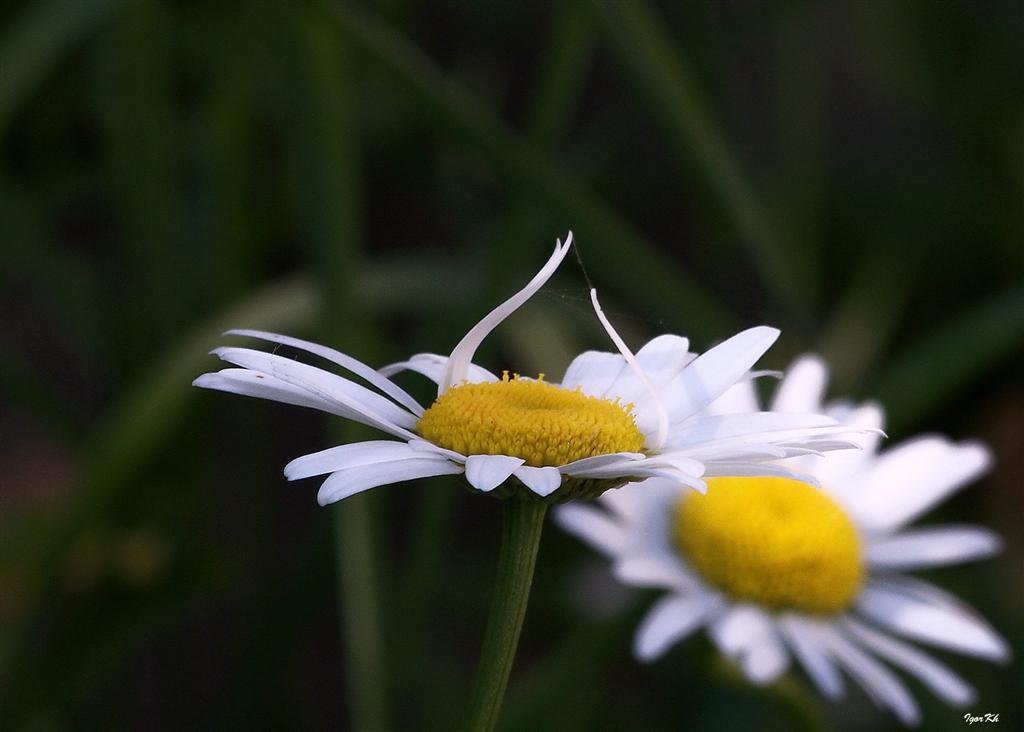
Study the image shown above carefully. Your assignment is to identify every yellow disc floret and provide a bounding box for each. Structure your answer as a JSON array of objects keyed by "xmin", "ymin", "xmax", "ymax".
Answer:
[
  {"xmin": 417, "ymin": 373, "xmax": 645, "ymax": 467},
  {"xmin": 676, "ymin": 477, "xmax": 863, "ymax": 614}
]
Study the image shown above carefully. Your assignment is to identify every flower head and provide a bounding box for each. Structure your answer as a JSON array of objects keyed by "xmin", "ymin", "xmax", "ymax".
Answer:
[
  {"xmin": 195, "ymin": 236, "xmax": 861, "ymax": 505},
  {"xmin": 556, "ymin": 355, "xmax": 1009, "ymax": 726}
]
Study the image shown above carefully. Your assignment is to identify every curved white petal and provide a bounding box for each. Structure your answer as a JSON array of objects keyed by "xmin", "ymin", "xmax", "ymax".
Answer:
[
  {"xmin": 194, "ymin": 369, "xmax": 338, "ymax": 413},
  {"xmin": 816, "ymin": 624, "xmax": 920, "ymax": 726},
  {"xmin": 866, "ymin": 526, "xmax": 1002, "ymax": 570},
  {"xmin": 842, "ymin": 617, "xmax": 975, "ymax": 707},
  {"xmin": 771, "ymin": 355, "xmax": 828, "ymax": 413},
  {"xmin": 658, "ymin": 326, "xmax": 780, "ymax": 423},
  {"xmin": 225, "ymin": 329, "xmax": 425, "ymax": 416},
  {"xmin": 553, "ymin": 504, "xmax": 627, "ymax": 557},
  {"xmin": 316, "ymin": 458, "xmax": 462, "ymax": 505},
  {"xmin": 513, "ymin": 465, "xmax": 562, "ymax": 497},
  {"xmin": 378, "ymin": 353, "xmax": 498, "ymax": 386},
  {"xmin": 633, "ymin": 594, "xmax": 719, "ymax": 662},
  {"xmin": 589, "ymin": 289, "xmax": 669, "ymax": 449},
  {"xmin": 285, "ymin": 440, "xmax": 421, "ymax": 480},
  {"xmin": 839, "ymin": 437, "xmax": 991, "ymax": 534},
  {"xmin": 856, "ymin": 581, "xmax": 1009, "ymax": 661},
  {"xmin": 464, "ymin": 454, "xmax": 525, "ymax": 492},
  {"xmin": 212, "ymin": 347, "xmax": 419, "ymax": 440},
  {"xmin": 777, "ymin": 615, "xmax": 844, "ymax": 699},
  {"xmin": 439, "ymin": 234, "xmax": 572, "ymax": 394}
]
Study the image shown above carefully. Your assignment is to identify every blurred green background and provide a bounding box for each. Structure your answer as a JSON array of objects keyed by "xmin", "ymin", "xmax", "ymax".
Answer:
[{"xmin": 2, "ymin": 0, "xmax": 1022, "ymax": 730}]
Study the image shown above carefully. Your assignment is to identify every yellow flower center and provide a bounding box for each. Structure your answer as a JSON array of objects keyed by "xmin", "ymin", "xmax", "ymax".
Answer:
[
  {"xmin": 417, "ymin": 374, "xmax": 645, "ymax": 467},
  {"xmin": 676, "ymin": 477, "xmax": 863, "ymax": 614}
]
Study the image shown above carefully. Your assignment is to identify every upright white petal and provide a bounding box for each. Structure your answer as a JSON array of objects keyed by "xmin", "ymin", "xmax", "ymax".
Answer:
[
  {"xmin": 439, "ymin": 234, "xmax": 572, "ymax": 393},
  {"xmin": 657, "ymin": 326, "xmax": 780, "ymax": 423},
  {"xmin": 704, "ymin": 378, "xmax": 761, "ymax": 416},
  {"xmin": 770, "ymin": 355, "xmax": 828, "ymax": 413},
  {"xmin": 379, "ymin": 353, "xmax": 498, "ymax": 386},
  {"xmin": 559, "ymin": 351, "xmax": 627, "ymax": 396},
  {"xmin": 603, "ymin": 334, "xmax": 693, "ymax": 405}
]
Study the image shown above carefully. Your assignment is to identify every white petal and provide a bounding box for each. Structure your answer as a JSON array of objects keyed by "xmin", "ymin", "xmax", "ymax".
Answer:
[
  {"xmin": 777, "ymin": 615, "xmax": 844, "ymax": 699},
  {"xmin": 464, "ymin": 454, "xmax": 525, "ymax": 492},
  {"xmin": 658, "ymin": 327, "xmax": 780, "ymax": 422},
  {"xmin": 664, "ymin": 412, "xmax": 839, "ymax": 449},
  {"xmin": 285, "ymin": 440, "xmax": 422, "ymax": 480},
  {"xmin": 745, "ymin": 630, "xmax": 790, "ymax": 685},
  {"xmin": 513, "ymin": 465, "xmax": 562, "ymax": 497},
  {"xmin": 867, "ymin": 526, "xmax": 1002, "ymax": 570},
  {"xmin": 842, "ymin": 617, "xmax": 975, "ymax": 707},
  {"xmin": 840, "ymin": 437, "xmax": 991, "ymax": 534},
  {"xmin": 316, "ymin": 458, "xmax": 462, "ymax": 505},
  {"xmin": 408, "ymin": 439, "xmax": 467, "ymax": 461},
  {"xmin": 589, "ymin": 289, "xmax": 670, "ymax": 449},
  {"xmin": 378, "ymin": 352, "xmax": 498, "ymax": 385},
  {"xmin": 559, "ymin": 350, "xmax": 627, "ymax": 396},
  {"xmin": 815, "ymin": 402, "xmax": 886, "ymax": 484},
  {"xmin": 440, "ymin": 234, "xmax": 572, "ymax": 393},
  {"xmin": 710, "ymin": 605, "xmax": 789, "ymax": 684},
  {"xmin": 704, "ymin": 378, "xmax": 761, "ymax": 416},
  {"xmin": 857, "ymin": 581, "xmax": 1009, "ymax": 661},
  {"xmin": 771, "ymin": 355, "xmax": 828, "ymax": 413},
  {"xmin": 226, "ymin": 329, "xmax": 425, "ymax": 416},
  {"xmin": 194, "ymin": 369, "xmax": 337, "ymax": 413},
  {"xmin": 816, "ymin": 624, "xmax": 920, "ymax": 726},
  {"xmin": 604, "ymin": 334, "xmax": 693, "ymax": 405},
  {"xmin": 212, "ymin": 347, "xmax": 419, "ymax": 439},
  {"xmin": 701, "ymin": 461, "xmax": 821, "ymax": 485},
  {"xmin": 559, "ymin": 452, "xmax": 646, "ymax": 474},
  {"xmin": 633, "ymin": 594, "xmax": 718, "ymax": 662},
  {"xmin": 614, "ymin": 555, "xmax": 695, "ymax": 592},
  {"xmin": 553, "ymin": 504, "xmax": 627, "ymax": 557}
]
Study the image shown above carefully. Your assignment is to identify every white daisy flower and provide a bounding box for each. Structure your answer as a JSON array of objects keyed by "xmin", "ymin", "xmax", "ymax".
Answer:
[
  {"xmin": 194, "ymin": 235, "xmax": 859, "ymax": 506},
  {"xmin": 555, "ymin": 355, "xmax": 1009, "ymax": 726}
]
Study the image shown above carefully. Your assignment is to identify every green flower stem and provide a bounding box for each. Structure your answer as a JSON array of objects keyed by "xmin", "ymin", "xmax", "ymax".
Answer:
[{"xmin": 464, "ymin": 499, "xmax": 548, "ymax": 732}]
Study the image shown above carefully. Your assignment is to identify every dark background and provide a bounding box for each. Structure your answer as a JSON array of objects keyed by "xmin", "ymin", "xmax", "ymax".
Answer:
[{"xmin": 2, "ymin": 1, "xmax": 1022, "ymax": 729}]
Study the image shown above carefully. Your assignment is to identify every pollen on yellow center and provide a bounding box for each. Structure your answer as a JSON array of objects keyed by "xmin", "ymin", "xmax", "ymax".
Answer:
[
  {"xmin": 417, "ymin": 374, "xmax": 645, "ymax": 467},
  {"xmin": 675, "ymin": 476, "xmax": 863, "ymax": 614}
]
